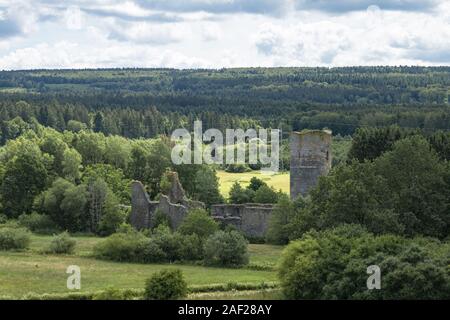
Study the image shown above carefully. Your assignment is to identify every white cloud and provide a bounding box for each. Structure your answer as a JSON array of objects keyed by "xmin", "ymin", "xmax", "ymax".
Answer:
[
  {"xmin": 64, "ymin": 6, "xmax": 84, "ymax": 30},
  {"xmin": 0, "ymin": 1, "xmax": 40, "ymax": 38},
  {"xmin": 253, "ymin": 6, "xmax": 450, "ymax": 66},
  {"xmin": 107, "ymin": 21, "xmax": 187, "ymax": 44},
  {"xmin": 0, "ymin": 41, "xmax": 212, "ymax": 69},
  {"xmin": 198, "ymin": 22, "xmax": 222, "ymax": 41},
  {"xmin": 0, "ymin": 0, "xmax": 448, "ymax": 68},
  {"xmin": 294, "ymin": 0, "xmax": 440, "ymax": 13}
]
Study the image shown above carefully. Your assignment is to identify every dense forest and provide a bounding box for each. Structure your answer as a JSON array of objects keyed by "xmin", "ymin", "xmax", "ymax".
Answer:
[{"xmin": 0, "ymin": 67, "xmax": 449, "ymax": 142}]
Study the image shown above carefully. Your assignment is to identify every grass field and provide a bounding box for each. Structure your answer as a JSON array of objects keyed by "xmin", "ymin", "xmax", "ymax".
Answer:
[
  {"xmin": 0, "ymin": 235, "xmax": 283, "ymax": 298},
  {"xmin": 217, "ymin": 170, "xmax": 289, "ymax": 199}
]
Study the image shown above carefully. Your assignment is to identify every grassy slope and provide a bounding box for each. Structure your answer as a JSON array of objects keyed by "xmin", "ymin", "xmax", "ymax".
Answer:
[
  {"xmin": 217, "ymin": 170, "xmax": 289, "ymax": 199},
  {"xmin": 0, "ymin": 235, "xmax": 283, "ymax": 298}
]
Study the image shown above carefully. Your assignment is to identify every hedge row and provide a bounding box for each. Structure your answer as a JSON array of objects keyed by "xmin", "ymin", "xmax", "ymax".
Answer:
[{"xmin": 4, "ymin": 282, "xmax": 279, "ymax": 300}]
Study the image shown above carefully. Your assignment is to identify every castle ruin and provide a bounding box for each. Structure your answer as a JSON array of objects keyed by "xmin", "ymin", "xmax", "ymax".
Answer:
[
  {"xmin": 290, "ymin": 130, "xmax": 332, "ymax": 200},
  {"xmin": 130, "ymin": 130, "xmax": 332, "ymax": 237},
  {"xmin": 130, "ymin": 172, "xmax": 204, "ymax": 230}
]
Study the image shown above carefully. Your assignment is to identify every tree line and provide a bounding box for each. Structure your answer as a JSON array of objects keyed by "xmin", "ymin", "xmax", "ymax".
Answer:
[{"xmin": 0, "ymin": 67, "xmax": 449, "ymax": 140}]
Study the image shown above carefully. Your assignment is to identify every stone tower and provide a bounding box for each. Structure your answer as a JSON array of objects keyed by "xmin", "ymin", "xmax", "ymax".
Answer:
[{"xmin": 290, "ymin": 130, "xmax": 332, "ymax": 200}]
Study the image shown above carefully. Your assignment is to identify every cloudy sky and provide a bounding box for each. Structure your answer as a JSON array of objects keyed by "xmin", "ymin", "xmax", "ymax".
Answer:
[{"xmin": 0, "ymin": 0, "xmax": 449, "ymax": 69}]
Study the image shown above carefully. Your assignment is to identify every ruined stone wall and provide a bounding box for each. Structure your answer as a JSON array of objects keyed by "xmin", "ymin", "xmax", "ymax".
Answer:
[
  {"xmin": 157, "ymin": 194, "xmax": 191, "ymax": 229},
  {"xmin": 211, "ymin": 203, "xmax": 274, "ymax": 238},
  {"xmin": 130, "ymin": 181, "xmax": 157, "ymax": 229},
  {"xmin": 130, "ymin": 178, "xmax": 204, "ymax": 231},
  {"xmin": 290, "ymin": 130, "xmax": 332, "ymax": 200}
]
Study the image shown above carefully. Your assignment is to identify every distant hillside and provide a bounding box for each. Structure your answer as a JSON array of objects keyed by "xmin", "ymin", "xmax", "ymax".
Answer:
[{"xmin": 0, "ymin": 67, "xmax": 449, "ymax": 140}]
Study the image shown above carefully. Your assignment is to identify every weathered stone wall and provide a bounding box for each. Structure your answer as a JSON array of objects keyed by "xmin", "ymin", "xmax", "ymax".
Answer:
[
  {"xmin": 290, "ymin": 130, "xmax": 332, "ymax": 200},
  {"xmin": 130, "ymin": 181, "xmax": 157, "ymax": 229},
  {"xmin": 211, "ymin": 203, "xmax": 274, "ymax": 238},
  {"xmin": 158, "ymin": 194, "xmax": 191, "ymax": 229},
  {"xmin": 130, "ymin": 174, "xmax": 205, "ymax": 230}
]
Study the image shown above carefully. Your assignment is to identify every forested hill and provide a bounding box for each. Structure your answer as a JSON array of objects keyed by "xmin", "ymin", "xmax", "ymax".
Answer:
[{"xmin": 0, "ymin": 67, "xmax": 449, "ymax": 140}]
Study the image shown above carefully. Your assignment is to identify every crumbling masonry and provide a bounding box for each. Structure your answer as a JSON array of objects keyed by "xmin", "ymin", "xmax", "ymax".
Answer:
[
  {"xmin": 290, "ymin": 130, "xmax": 332, "ymax": 200},
  {"xmin": 131, "ymin": 130, "xmax": 332, "ymax": 237},
  {"xmin": 130, "ymin": 172, "xmax": 203, "ymax": 230}
]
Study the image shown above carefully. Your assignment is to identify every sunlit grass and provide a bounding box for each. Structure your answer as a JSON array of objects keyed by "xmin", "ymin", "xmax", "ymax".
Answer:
[{"xmin": 217, "ymin": 170, "xmax": 289, "ymax": 199}]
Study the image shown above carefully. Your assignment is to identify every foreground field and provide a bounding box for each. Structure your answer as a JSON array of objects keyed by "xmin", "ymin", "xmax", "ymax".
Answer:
[
  {"xmin": 0, "ymin": 235, "xmax": 283, "ymax": 298},
  {"xmin": 217, "ymin": 170, "xmax": 289, "ymax": 198}
]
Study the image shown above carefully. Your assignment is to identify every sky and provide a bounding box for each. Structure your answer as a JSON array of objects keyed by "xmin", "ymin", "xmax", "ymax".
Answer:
[{"xmin": 0, "ymin": 0, "xmax": 449, "ymax": 69}]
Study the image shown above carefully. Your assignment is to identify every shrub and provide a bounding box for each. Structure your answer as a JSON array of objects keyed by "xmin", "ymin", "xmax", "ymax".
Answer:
[
  {"xmin": 228, "ymin": 182, "xmax": 255, "ymax": 204},
  {"xmin": 247, "ymin": 177, "xmax": 267, "ymax": 191},
  {"xmin": 0, "ymin": 214, "xmax": 7, "ymax": 224},
  {"xmin": 278, "ymin": 225, "xmax": 450, "ymax": 299},
  {"xmin": 0, "ymin": 226, "xmax": 31, "ymax": 250},
  {"xmin": 93, "ymin": 227, "xmax": 207, "ymax": 264},
  {"xmin": 253, "ymin": 185, "xmax": 279, "ymax": 204},
  {"xmin": 44, "ymin": 232, "xmax": 76, "ymax": 254},
  {"xmin": 141, "ymin": 238, "xmax": 167, "ymax": 263},
  {"xmin": 116, "ymin": 223, "xmax": 133, "ymax": 234},
  {"xmin": 18, "ymin": 212, "xmax": 59, "ymax": 234},
  {"xmin": 204, "ymin": 230, "xmax": 249, "ymax": 267},
  {"xmin": 144, "ymin": 269, "xmax": 187, "ymax": 300},
  {"xmin": 93, "ymin": 231, "xmax": 149, "ymax": 262},
  {"xmin": 225, "ymin": 164, "xmax": 250, "ymax": 173},
  {"xmin": 151, "ymin": 209, "xmax": 172, "ymax": 229},
  {"xmin": 151, "ymin": 225, "xmax": 183, "ymax": 261},
  {"xmin": 93, "ymin": 231, "xmax": 166, "ymax": 263},
  {"xmin": 178, "ymin": 209, "xmax": 219, "ymax": 239},
  {"xmin": 92, "ymin": 288, "xmax": 136, "ymax": 300},
  {"xmin": 175, "ymin": 233, "xmax": 204, "ymax": 261}
]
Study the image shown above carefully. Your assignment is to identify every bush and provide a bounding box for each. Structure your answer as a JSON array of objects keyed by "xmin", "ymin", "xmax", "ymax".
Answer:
[
  {"xmin": 225, "ymin": 164, "xmax": 250, "ymax": 173},
  {"xmin": 116, "ymin": 223, "xmax": 133, "ymax": 234},
  {"xmin": 93, "ymin": 226, "xmax": 207, "ymax": 264},
  {"xmin": 253, "ymin": 185, "xmax": 279, "ymax": 204},
  {"xmin": 228, "ymin": 182, "xmax": 255, "ymax": 204},
  {"xmin": 278, "ymin": 225, "xmax": 450, "ymax": 299},
  {"xmin": 144, "ymin": 269, "xmax": 187, "ymax": 300},
  {"xmin": 93, "ymin": 231, "xmax": 148, "ymax": 262},
  {"xmin": 44, "ymin": 232, "xmax": 76, "ymax": 254},
  {"xmin": 175, "ymin": 233, "xmax": 204, "ymax": 261},
  {"xmin": 18, "ymin": 212, "xmax": 59, "ymax": 234},
  {"xmin": 178, "ymin": 209, "xmax": 218, "ymax": 238},
  {"xmin": 0, "ymin": 214, "xmax": 7, "ymax": 224},
  {"xmin": 0, "ymin": 226, "xmax": 31, "ymax": 250},
  {"xmin": 93, "ymin": 231, "xmax": 166, "ymax": 263},
  {"xmin": 151, "ymin": 225, "xmax": 183, "ymax": 261},
  {"xmin": 142, "ymin": 238, "xmax": 167, "ymax": 263},
  {"xmin": 151, "ymin": 209, "xmax": 172, "ymax": 229},
  {"xmin": 204, "ymin": 230, "xmax": 249, "ymax": 267},
  {"xmin": 247, "ymin": 177, "xmax": 267, "ymax": 191},
  {"xmin": 92, "ymin": 288, "xmax": 137, "ymax": 300}
]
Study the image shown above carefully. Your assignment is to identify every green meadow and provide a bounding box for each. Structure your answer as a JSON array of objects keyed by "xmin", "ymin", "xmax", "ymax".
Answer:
[{"xmin": 0, "ymin": 235, "xmax": 283, "ymax": 299}]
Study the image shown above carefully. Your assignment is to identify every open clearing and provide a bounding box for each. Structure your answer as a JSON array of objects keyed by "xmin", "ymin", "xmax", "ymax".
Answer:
[{"xmin": 217, "ymin": 170, "xmax": 289, "ymax": 198}]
